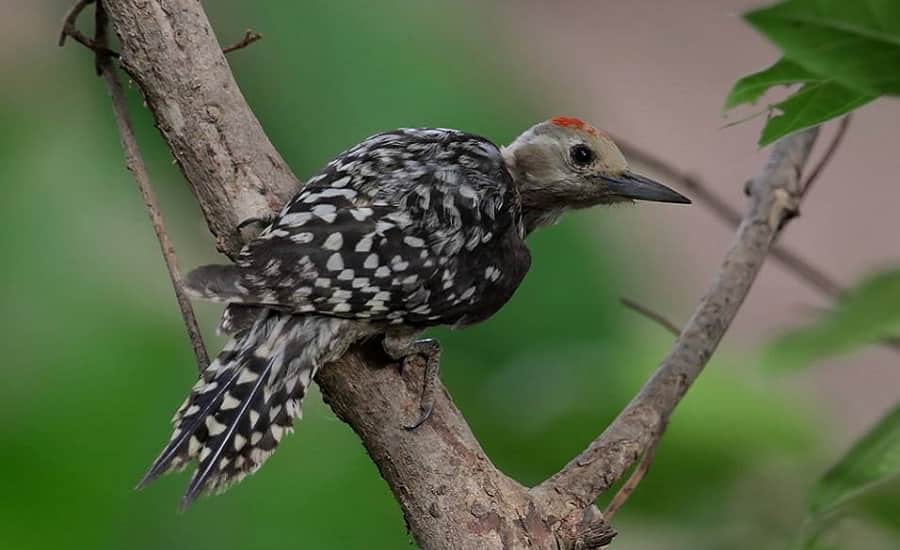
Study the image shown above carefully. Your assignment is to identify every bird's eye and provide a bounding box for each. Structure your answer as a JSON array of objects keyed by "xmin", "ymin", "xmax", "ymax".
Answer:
[{"xmin": 569, "ymin": 144, "xmax": 594, "ymax": 166}]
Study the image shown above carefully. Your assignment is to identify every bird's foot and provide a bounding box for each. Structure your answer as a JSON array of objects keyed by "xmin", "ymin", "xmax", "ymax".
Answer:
[{"xmin": 383, "ymin": 332, "xmax": 441, "ymax": 430}]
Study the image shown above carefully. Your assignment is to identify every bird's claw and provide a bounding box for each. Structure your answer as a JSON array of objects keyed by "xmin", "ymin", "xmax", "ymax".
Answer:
[
  {"xmin": 382, "ymin": 334, "xmax": 441, "ymax": 431},
  {"xmin": 403, "ymin": 401, "xmax": 434, "ymax": 431},
  {"xmin": 402, "ymin": 343, "xmax": 440, "ymax": 430}
]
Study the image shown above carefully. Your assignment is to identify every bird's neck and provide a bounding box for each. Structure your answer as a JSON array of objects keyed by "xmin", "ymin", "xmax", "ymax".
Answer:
[
  {"xmin": 521, "ymin": 203, "xmax": 565, "ymax": 236},
  {"xmin": 502, "ymin": 147, "xmax": 566, "ymax": 236}
]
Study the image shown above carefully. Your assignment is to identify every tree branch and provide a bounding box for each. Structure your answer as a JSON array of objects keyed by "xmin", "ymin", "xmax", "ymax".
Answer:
[
  {"xmin": 100, "ymin": 1, "xmax": 300, "ymax": 258},
  {"xmin": 536, "ymin": 128, "xmax": 819, "ymax": 511},
  {"xmin": 76, "ymin": 1, "xmax": 828, "ymax": 547},
  {"xmin": 58, "ymin": 0, "xmax": 120, "ymax": 59},
  {"xmin": 60, "ymin": 1, "xmax": 209, "ymax": 372}
]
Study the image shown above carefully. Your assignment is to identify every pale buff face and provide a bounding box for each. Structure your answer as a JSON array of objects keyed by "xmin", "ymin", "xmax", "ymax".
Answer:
[{"xmin": 502, "ymin": 117, "xmax": 689, "ymax": 232}]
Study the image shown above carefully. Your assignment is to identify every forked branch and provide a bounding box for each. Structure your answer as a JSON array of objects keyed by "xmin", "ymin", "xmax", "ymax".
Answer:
[{"xmin": 536, "ymin": 128, "xmax": 819, "ymax": 512}]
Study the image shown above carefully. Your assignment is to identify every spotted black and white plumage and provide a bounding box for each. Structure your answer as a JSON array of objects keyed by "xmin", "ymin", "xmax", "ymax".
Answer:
[
  {"xmin": 140, "ymin": 119, "xmax": 690, "ymax": 508},
  {"xmin": 223, "ymin": 128, "xmax": 531, "ymax": 327}
]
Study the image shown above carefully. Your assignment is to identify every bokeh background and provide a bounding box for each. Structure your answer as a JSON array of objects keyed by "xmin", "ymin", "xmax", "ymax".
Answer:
[{"xmin": 2, "ymin": 1, "xmax": 899, "ymax": 549}]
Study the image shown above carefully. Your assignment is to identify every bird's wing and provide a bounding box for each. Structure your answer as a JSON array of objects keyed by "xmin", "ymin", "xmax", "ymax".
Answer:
[{"xmin": 234, "ymin": 128, "xmax": 523, "ymax": 325}]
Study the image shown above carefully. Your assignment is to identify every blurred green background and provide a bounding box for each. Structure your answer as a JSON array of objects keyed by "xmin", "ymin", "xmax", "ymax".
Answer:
[{"xmin": 3, "ymin": 1, "xmax": 897, "ymax": 549}]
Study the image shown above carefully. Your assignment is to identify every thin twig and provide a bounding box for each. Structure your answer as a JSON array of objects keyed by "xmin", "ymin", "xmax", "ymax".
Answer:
[
  {"xmin": 58, "ymin": 0, "xmax": 94, "ymax": 46},
  {"xmin": 766, "ymin": 240, "xmax": 844, "ymax": 298},
  {"xmin": 58, "ymin": 0, "xmax": 120, "ymax": 59},
  {"xmin": 222, "ymin": 30, "xmax": 262, "ymax": 54},
  {"xmin": 66, "ymin": 0, "xmax": 210, "ymax": 373},
  {"xmin": 619, "ymin": 120, "xmax": 900, "ymax": 354},
  {"xmin": 620, "ymin": 297, "xmax": 680, "ymax": 336},
  {"xmin": 617, "ymin": 136, "xmax": 841, "ymax": 297},
  {"xmin": 801, "ymin": 116, "xmax": 851, "ymax": 198},
  {"xmin": 604, "ymin": 298, "xmax": 677, "ymax": 517},
  {"xmin": 603, "ymin": 436, "xmax": 660, "ymax": 520}
]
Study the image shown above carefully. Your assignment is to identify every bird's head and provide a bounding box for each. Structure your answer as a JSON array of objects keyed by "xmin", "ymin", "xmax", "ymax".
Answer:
[{"xmin": 502, "ymin": 116, "xmax": 690, "ymax": 233}]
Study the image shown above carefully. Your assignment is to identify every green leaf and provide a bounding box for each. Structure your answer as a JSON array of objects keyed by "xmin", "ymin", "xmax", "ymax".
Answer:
[
  {"xmin": 722, "ymin": 60, "xmax": 871, "ymax": 145},
  {"xmin": 723, "ymin": 58, "xmax": 822, "ymax": 111},
  {"xmin": 745, "ymin": 0, "xmax": 900, "ymax": 95},
  {"xmin": 758, "ymin": 81, "xmax": 874, "ymax": 145},
  {"xmin": 765, "ymin": 268, "xmax": 900, "ymax": 370},
  {"xmin": 800, "ymin": 402, "xmax": 900, "ymax": 546}
]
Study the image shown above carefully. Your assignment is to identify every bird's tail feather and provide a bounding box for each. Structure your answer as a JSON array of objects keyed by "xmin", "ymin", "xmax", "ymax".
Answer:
[{"xmin": 137, "ymin": 310, "xmax": 346, "ymax": 509}]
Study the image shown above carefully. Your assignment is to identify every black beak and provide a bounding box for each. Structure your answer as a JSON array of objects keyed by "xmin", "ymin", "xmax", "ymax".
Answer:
[{"xmin": 602, "ymin": 171, "xmax": 691, "ymax": 204}]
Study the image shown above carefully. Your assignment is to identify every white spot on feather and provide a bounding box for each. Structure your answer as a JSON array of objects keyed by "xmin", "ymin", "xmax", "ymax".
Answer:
[
  {"xmin": 326, "ymin": 253, "xmax": 344, "ymax": 271},
  {"xmin": 323, "ymin": 232, "xmax": 343, "ymax": 250},
  {"xmin": 290, "ymin": 232, "xmax": 314, "ymax": 244},
  {"xmin": 355, "ymin": 234, "xmax": 374, "ymax": 252},
  {"xmin": 237, "ymin": 369, "xmax": 259, "ymax": 385},
  {"xmin": 312, "ymin": 204, "xmax": 337, "ymax": 223},
  {"xmin": 271, "ymin": 425, "xmax": 285, "ymax": 442},
  {"xmin": 350, "ymin": 207, "xmax": 373, "ymax": 221},
  {"xmin": 280, "ymin": 212, "xmax": 312, "ymax": 226},
  {"xmin": 404, "ymin": 236, "xmax": 425, "ymax": 248},
  {"xmin": 220, "ymin": 393, "xmax": 241, "ymax": 410},
  {"xmin": 205, "ymin": 416, "xmax": 227, "ymax": 436}
]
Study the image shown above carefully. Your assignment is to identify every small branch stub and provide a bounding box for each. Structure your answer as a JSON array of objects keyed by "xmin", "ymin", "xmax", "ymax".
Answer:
[{"xmin": 223, "ymin": 30, "xmax": 263, "ymax": 54}]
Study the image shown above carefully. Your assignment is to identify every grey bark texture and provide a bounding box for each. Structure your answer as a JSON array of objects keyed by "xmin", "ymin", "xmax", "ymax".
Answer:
[{"xmin": 98, "ymin": 1, "xmax": 819, "ymax": 548}]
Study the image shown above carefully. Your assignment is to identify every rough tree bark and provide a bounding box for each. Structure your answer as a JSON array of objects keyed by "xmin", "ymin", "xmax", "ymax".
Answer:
[{"xmin": 92, "ymin": 1, "xmax": 819, "ymax": 548}]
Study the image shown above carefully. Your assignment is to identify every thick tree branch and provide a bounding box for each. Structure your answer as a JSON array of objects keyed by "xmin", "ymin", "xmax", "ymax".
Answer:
[
  {"xmin": 79, "ymin": 1, "xmax": 828, "ymax": 547},
  {"xmin": 536, "ymin": 128, "xmax": 819, "ymax": 511},
  {"xmin": 101, "ymin": 1, "xmax": 299, "ymax": 257}
]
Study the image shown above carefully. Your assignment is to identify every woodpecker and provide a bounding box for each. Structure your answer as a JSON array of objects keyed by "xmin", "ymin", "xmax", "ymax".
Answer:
[{"xmin": 138, "ymin": 116, "xmax": 689, "ymax": 508}]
